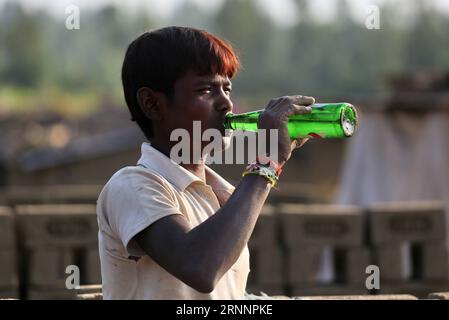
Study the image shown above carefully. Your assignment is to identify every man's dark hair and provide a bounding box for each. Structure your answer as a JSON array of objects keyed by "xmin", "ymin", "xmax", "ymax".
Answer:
[{"xmin": 121, "ymin": 26, "xmax": 240, "ymax": 140}]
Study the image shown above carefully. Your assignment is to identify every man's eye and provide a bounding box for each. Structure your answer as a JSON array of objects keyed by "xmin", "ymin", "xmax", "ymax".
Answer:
[
  {"xmin": 224, "ymin": 88, "xmax": 232, "ymax": 95},
  {"xmin": 198, "ymin": 88, "xmax": 211, "ymax": 94}
]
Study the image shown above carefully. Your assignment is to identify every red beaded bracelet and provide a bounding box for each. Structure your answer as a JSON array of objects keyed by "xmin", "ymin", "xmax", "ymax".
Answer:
[{"xmin": 255, "ymin": 155, "xmax": 283, "ymax": 177}]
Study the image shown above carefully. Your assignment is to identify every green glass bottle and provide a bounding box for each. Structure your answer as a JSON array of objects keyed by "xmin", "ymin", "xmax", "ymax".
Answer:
[{"xmin": 223, "ymin": 103, "xmax": 358, "ymax": 139}]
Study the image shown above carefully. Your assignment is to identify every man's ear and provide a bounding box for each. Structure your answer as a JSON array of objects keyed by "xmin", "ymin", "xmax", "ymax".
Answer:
[{"xmin": 136, "ymin": 87, "xmax": 163, "ymax": 121}]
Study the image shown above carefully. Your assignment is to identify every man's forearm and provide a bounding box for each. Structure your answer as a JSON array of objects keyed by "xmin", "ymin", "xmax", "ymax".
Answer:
[{"xmin": 183, "ymin": 174, "xmax": 272, "ymax": 287}]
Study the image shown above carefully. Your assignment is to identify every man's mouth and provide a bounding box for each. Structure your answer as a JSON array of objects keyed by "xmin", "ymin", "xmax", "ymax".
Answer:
[{"xmin": 208, "ymin": 114, "xmax": 233, "ymax": 137}]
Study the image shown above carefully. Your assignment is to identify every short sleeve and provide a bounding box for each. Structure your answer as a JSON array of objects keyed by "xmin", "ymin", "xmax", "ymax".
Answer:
[{"xmin": 104, "ymin": 168, "xmax": 184, "ymax": 257}]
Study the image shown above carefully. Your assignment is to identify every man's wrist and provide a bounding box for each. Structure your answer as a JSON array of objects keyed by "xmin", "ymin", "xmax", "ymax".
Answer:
[
  {"xmin": 255, "ymin": 155, "xmax": 283, "ymax": 176},
  {"xmin": 242, "ymin": 156, "xmax": 281, "ymax": 187},
  {"xmin": 242, "ymin": 173, "xmax": 273, "ymax": 188}
]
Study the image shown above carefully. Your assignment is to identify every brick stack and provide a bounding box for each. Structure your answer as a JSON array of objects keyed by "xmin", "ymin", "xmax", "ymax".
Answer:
[
  {"xmin": 15, "ymin": 204, "xmax": 101, "ymax": 299},
  {"xmin": 0, "ymin": 185, "xmax": 101, "ymax": 206},
  {"xmin": 266, "ymin": 182, "xmax": 315, "ymax": 205},
  {"xmin": 368, "ymin": 201, "xmax": 449, "ymax": 298},
  {"xmin": 246, "ymin": 205, "xmax": 285, "ymax": 296},
  {"xmin": 279, "ymin": 204, "xmax": 370, "ymax": 296},
  {"xmin": 0, "ymin": 206, "xmax": 18, "ymax": 299}
]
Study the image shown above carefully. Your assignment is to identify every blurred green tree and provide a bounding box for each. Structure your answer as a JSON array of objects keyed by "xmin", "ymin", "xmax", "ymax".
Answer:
[
  {"xmin": 0, "ymin": 2, "xmax": 45, "ymax": 87},
  {"xmin": 1, "ymin": 0, "xmax": 449, "ymax": 114}
]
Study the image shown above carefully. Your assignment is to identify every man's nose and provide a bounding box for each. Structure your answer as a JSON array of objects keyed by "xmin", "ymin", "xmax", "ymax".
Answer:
[{"xmin": 215, "ymin": 90, "xmax": 233, "ymax": 113}]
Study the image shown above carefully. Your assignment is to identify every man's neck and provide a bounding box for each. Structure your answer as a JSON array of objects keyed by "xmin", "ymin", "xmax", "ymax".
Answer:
[{"xmin": 181, "ymin": 163, "xmax": 206, "ymax": 182}]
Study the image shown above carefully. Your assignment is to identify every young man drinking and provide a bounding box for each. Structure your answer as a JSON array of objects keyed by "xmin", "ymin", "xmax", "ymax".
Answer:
[{"xmin": 97, "ymin": 26, "xmax": 314, "ymax": 299}]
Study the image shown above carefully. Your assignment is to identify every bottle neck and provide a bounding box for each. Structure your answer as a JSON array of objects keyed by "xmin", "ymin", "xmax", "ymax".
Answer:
[{"xmin": 223, "ymin": 114, "xmax": 235, "ymax": 130}]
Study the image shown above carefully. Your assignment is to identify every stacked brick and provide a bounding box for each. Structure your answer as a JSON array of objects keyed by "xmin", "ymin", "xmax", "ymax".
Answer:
[
  {"xmin": 279, "ymin": 204, "xmax": 370, "ymax": 296},
  {"xmin": 367, "ymin": 201, "xmax": 449, "ymax": 298},
  {"xmin": 0, "ymin": 206, "xmax": 18, "ymax": 298},
  {"xmin": 1, "ymin": 183, "xmax": 449, "ymax": 299},
  {"xmin": 0, "ymin": 185, "xmax": 101, "ymax": 206},
  {"xmin": 15, "ymin": 204, "xmax": 101, "ymax": 299},
  {"xmin": 246, "ymin": 205, "xmax": 285, "ymax": 296}
]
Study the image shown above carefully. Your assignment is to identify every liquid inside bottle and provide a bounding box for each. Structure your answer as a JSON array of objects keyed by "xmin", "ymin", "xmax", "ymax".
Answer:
[{"xmin": 223, "ymin": 103, "xmax": 358, "ymax": 139}]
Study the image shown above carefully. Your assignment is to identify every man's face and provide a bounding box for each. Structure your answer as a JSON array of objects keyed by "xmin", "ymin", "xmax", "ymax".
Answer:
[{"xmin": 161, "ymin": 69, "xmax": 234, "ymax": 154}]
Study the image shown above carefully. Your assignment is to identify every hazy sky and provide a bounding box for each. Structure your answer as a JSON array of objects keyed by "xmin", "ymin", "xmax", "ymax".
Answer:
[{"xmin": 1, "ymin": 0, "xmax": 449, "ymax": 27}]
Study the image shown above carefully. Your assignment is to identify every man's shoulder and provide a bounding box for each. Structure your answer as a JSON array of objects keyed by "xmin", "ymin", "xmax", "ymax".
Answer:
[{"xmin": 97, "ymin": 165, "xmax": 179, "ymax": 215}]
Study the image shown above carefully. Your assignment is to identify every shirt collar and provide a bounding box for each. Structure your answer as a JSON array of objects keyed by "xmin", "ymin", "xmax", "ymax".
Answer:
[{"xmin": 137, "ymin": 142, "xmax": 234, "ymax": 192}]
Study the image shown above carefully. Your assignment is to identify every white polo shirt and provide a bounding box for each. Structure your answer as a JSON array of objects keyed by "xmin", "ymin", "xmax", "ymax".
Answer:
[{"xmin": 96, "ymin": 142, "xmax": 250, "ymax": 299}]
